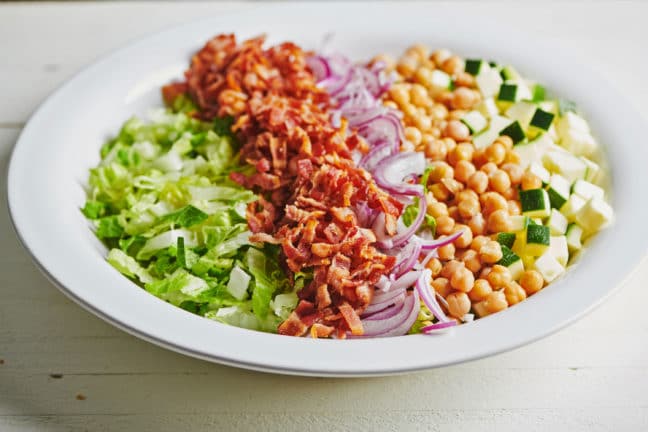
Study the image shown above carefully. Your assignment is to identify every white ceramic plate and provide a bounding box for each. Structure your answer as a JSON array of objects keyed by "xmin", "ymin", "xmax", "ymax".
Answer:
[{"xmin": 8, "ymin": 4, "xmax": 648, "ymax": 377}]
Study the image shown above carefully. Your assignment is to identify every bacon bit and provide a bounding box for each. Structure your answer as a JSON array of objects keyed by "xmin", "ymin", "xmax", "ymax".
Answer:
[
  {"xmin": 162, "ymin": 82, "xmax": 188, "ymax": 106},
  {"xmin": 338, "ymin": 302, "xmax": 364, "ymax": 336},
  {"xmin": 165, "ymin": 34, "xmax": 404, "ymax": 337}
]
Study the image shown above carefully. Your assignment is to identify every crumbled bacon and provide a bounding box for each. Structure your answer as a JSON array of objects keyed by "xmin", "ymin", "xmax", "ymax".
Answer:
[{"xmin": 164, "ymin": 34, "xmax": 403, "ymax": 337}]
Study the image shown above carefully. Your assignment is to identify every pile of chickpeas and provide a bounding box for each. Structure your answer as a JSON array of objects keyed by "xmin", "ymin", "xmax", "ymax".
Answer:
[{"xmin": 374, "ymin": 45, "xmax": 547, "ymax": 321}]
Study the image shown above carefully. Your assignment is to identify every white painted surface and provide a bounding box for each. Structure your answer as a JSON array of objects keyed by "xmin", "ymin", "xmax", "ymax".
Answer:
[{"xmin": 0, "ymin": 1, "xmax": 647, "ymax": 430}]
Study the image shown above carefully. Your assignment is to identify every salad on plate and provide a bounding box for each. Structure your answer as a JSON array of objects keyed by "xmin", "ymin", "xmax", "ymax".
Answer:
[{"xmin": 82, "ymin": 34, "xmax": 614, "ymax": 338}]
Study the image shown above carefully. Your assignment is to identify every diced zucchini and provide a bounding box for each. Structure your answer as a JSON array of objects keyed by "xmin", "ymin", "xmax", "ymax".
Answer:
[
  {"xmin": 574, "ymin": 197, "xmax": 613, "ymax": 235},
  {"xmin": 500, "ymin": 65, "xmax": 522, "ymax": 81},
  {"xmin": 510, "ymin": 215, "xmax": 529, "ymax": 232},
  {"xmin": 531, "ymin": 84, "xmax": 546, "ymax": 102},
  {"xmin": 546, "ymin": 174, "xmax": 571, "ymax": 209},
  {"xmin": 514, "ymin": 134, "xmax": 552, "ymax": 169},
  {"xmin": 543, "ymin": 150, "xmax": 587, "ymax": 182},
  {"xmin": 547, "ymin": 208, "xmax": 568, "ymax": 235},
  {"xmin": 472, "ymin": 115, "xmax": 512, "ymax": 149},
  {"xmin": 528, "ymin": 161, "xmax": 551, "ymax": 185},
  {"xmin": 560, "ymin": 128, "xmax": 597, "ymax": 157},
  {"xmin": 497, "ymin": 232, "xmax": 516, "ymax": 249},
  {"xmin": 557, "ymin": 111, "xmax": 590, "ymax": 135},
  {"xmin": 505, "ymin": 101, "xmax": 537, "ymax": 128},
  {"xmin": 581, "ymin": 157, "xmax": 601, "ymax": 183},
  {"xmin": 520, "ymin": 188, "xmax": 551, "ymax": 218},
  {"xmin": 499, "ymin": 120, "xmax": 526, "ymax": 144},
  {"xmin": 461, "ymin": 110, "xmax": 488, "ymax": 134},
  {"xmin": 560, "ymin": 194, "xmax": 587, "ymax": 221},
  {"xmin": 498, "ymin": 246, "xmax": 524, "ymax": 281},
  {"xmin": 529, "ymin": 108, "xmax": 555, "ymax": 131},
  {"xmin": 565, "ymin": 223, "xmax": 583, "ymax": 252},
  {"xmin": 476, "ymin": 67, "xmax": 504, "ymax": 98},
  {"xmin": 539, "ymin": 100, "xmax": 559, "ymax": 115},
  {"xmin": 465, "ymin": 59, "xmax": 487, "ymax": 76},
  {"xmin": 533, "ymin": 252, "xmax": 565, "ymax": 283},
  {"xmin": 548, "ymin": 236, "xmax": 569, "ymax": 266},
  {"xmin": 476, "ymin": 98, "xmax": 499, "ymax": 118},
  {"xmin": 498, "ymin": 83, "xmax": 520, "ymax": 102},
  {"xmin": 525, "ymin": 224, "xmax": 550, "ymax": 256},
  {"xmin": 572, "ymin": 179, "xmax": 604, "ymax": 201}
]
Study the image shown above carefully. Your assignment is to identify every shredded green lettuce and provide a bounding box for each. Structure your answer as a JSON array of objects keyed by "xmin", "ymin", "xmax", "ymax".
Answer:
[{"xmin": 83, "ymin": 109, "xmax": 295, "ymax": 333}]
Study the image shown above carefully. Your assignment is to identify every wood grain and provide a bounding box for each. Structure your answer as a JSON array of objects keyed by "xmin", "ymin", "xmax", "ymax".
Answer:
[{"xmin": 1, "ymin": 2, "xmax": 647, "ymax": 431}]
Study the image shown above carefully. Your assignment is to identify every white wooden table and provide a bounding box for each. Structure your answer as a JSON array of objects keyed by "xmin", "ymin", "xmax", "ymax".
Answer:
[{"xmin": 1, "ymin": 2, "xmax": 647, "ymax": 430}]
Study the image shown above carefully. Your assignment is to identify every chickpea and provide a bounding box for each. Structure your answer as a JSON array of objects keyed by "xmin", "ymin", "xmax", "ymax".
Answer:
[
  {"xmin": 469, "ymin": 278, "xmax": 493, "ymax": 302},
  {"xmin": 454, "ymin": 72, "xmax": 475, "ymax": 88},
  {"xmin": 461, "ymin": 249, "xmax": 482, "ymax": 274},
  {"xmin": 467, "ymin": 171, "xmax": 489, "ymax": 194},
  {"xmin": 441, "ymin": 178, "xmax": 464, "ymax": 196},
  {"xmin": 405, "ymin": 44, "xmax": 429, "ymax": 61},
  {"xmin": 429, "ymin": 103, "xmax": 448, "ymax": 120},
  {"xmin": 427, "ymin": 200, "xmax": 448, "ymax": 218},
  {"xmin": 437, "ymin": 242, "xmax": 456, "ymax": 260},
  {"xmin": 504, "ymin": 150, "xmax": 521, "ymax": 164},
  {"xmin": 414, "ymin": 67, "xmax": 436, "ymax": 89},
  {"xmin": 479, "ymin": 240, "xmax": 503, "ymax": 264},
  {"xmin": 383, "ymin": 100, "xmax": 399, "ymax": 110},
  {"xmin": 467, "ymin": 213, "xmax": 486, "ymax": 235},
  {"xmin": 431, "ymin": 277, "xmax": 453, "ymax": 298},
  {"xmin": 430, "ymin": 183, "xmax": 451, "ymax": 202},
  {"xmin": 471, "ymin": 148, "xmax": 487, "ymax": 167},
  {"xmin": 507, "ymin": 200, "xmax": 522, "ymax": 216},
  {"xmin": 486, "ymin": 265, "xmax": 512, "ymax": 289},
  {"xmin": 447, "ymin": 204, "xmax": 460, "ymax": 220},
  {"xmin": 471, "ymin": 235, "xmax": 491, "ymax": 252},
  {"xmin": 485, "ymin": 142, "xmax": 506, "ymax": 165},
  {"xmin": 389, "ymin": 84, "xmax": 410, "ymax": 107},
  {"xmin": 370, "ymin": 53, "xmax": 395, "ymax": 71},
  {"xmin": 404, "ymin": 126, "xmax": 422, "ymax": 146},
  {"xmin": 451, "ymin": 87, "xmax": 478, "ymax": 110},
  {"xmin": 503, "ymin": 187, "xmax": 518, "ymax": 201},
  {"xmin": 487, "ymin": 209, "xmax": 513, "ymax": 233},
  {"xmin": 454, "ymin": 224, "xmax": 473, "ymax": 248},
  {"xmin": 436, "ymin": 216, "xmax": 455, "ymax": 235},
  {"xmin": 448, "ymin": 143, "xmax": 474, "ymax": 166},
  {"xmin": 424, "ymin": 137, "xmax": 448, "ymax": 160},
  {"xmin": 494, "ymin": 135, "xmax": 514, "ymax": 150},
  {"xmin": 401, "ymin": 140, "xmax": 416, "ymax": 152},
  {"xmin": 521, "ymin": 172, "xmax": 542, "ymax": 191},
  {"xmin": 440, "ymin": 260, "xmax": 464, "ymax": 279},
  {"xmin": 489, "ymin": 169, "xmax": 512, "ymax": 194},
  {"xmin": 480, "ymin": 161, "xmax": 498, "ymax": 175},
  {"xmin": 444, "ymin": 120, "xmax": 471, "ymax": 142},
  {"xmin": 447, "ymin": 292, "xmax": 472, "ymax": 318},
  {"xmin": 430, "ymin": 49, "xmax": 451, "ymax": 67},
  {"xmin": 457, "ymin": 189, "xmax": 479, "ymax": 203},
  {"xmin": 409, "ymin": 84, "xmax": 431, "ymax": 107},
  {"xmin": 504, "ymin": 281, "xmax": 527, "ymax": 305},
  {"xmin": 451, "ymin": 266, "xmax": 475, "ymax": 292},
  {"xmin": 454, "ymin": 160, "xmax": 476, "ymax": 183},
  {"xmin": 520, "ymin": 270, "xmax": 544, "ymax": 295},
  {"xmin": 443, "ymin": 137, "xmax": 457, "ymax": 153},
  {"xmin": 425, "ymin": 257, "xmax": 443, "ymax": 277},
  {"xmin": 429, "ymin": 161, "xmax": 454, "ymax": 182},
  {"xmin": 482, "ymin": 192, "xmax": 508, "ymax": 215},
  {"xmin": 448, "ymin": 109, "xmax": 467, "ymax": 121},
  {"xmin": 458, "ymin": 197, "xmax": 481, "ymax": 220},
  {"xmin": 480, "ymin": 266, "xmax": 492, "ymax": 279},
  {"xmin": 441, "ymin": 55, "xmax": 464, "ymax": 76},
  {"xmin": 397, "ymin": 55, "xmax": 419, "ymax": 78},
  {"xmin": 484, "ymin": 290, "xmax": 508, "ymax": 313},
  {"xmin": 414, "ymin": 113, "xmax": 433, "ymax": 132},
  {"xmin": 501, "ymin": 163, "xmax": 524, "ymax": 185}
]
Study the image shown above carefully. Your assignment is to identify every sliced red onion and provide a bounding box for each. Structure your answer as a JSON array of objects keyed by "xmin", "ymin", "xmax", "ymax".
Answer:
[
  {"xmin": 354, "ymin": 201, "xmax": 379, "ymax": 228},
  {"xmin": 354, "ymin": 291, "xmax": 419, "ymax": 337},
  {"xmin": 373, "ymin": 152, "xmax": 425, "ymax": 197},
  {"xmin": 363, "ymin": 292, "xmax": 406, "ymax": 316},
  {"xmin": 371, "ymin": 287, "xmax": 405, "ymax": 304},
  {"xmin": 421, "ymin": 320, "xmax": 457, "ymax": 334},
  {"xmin": 377, "ymin": 194, "xmax": 427, "ymax": 249},
  {"xmin": 375, "ymin": 275, "xmax": 391, "ymax": 292},
  {"xmin": 306, "ymin": 55, "xmax": 332, "ymax": 81},
  {"xmin": 358, "ymin": 113, "xmax": 403, "ymax": 149},
  {"xmin": 420, "ymin": 249, "xmax": 439, "ymax": 268},
  {"xmin": 364, "ymin": 297, "xmax": 405, "ymax": 321},
  {"xmin": 390, "ymin": 270, "xmax": 422, "ymax": 292},
  {"xmin": 359, "ymin": 141, "xmax": 395, "ymax": 172},
  {"xmin": 415, "ymin": 269, "xmax": 451, "ymax": 323},
  {"xmin": 416, "ymin": 230, "xmax": 463, "ymax": 251},
  {"xmin": 345, "ymin": 106, "xmax": 387, "ymax": 127},
  {"xmin": 392, "ymin": 238, "xmax": 423, "ymax": 278}
]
